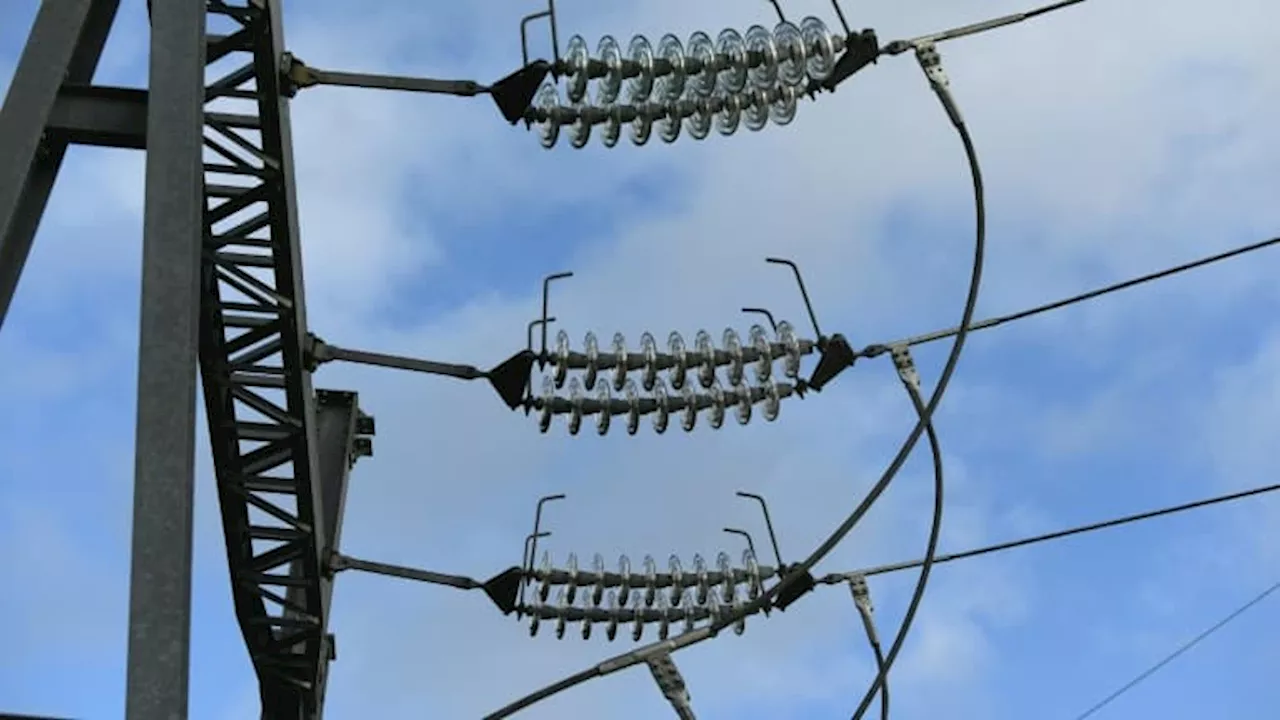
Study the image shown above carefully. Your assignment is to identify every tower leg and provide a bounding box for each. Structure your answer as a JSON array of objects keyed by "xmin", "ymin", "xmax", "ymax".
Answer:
[
  {"xmin": 0, "ymin": 0, "xmax": 120, "ymax": 330},
  {"xmin": 123, "ymin": 1, "xmax": 206, "ymax": 718}
]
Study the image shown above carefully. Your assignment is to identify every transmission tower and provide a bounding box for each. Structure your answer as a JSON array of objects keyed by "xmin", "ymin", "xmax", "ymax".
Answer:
[{"xmin": 1, "ymin": 1, "xmax": 375, "ymax": 717}]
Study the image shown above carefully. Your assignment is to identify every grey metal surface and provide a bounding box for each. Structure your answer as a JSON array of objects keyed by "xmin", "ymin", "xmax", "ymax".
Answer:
[
  {"xmin": 46, "ymin": 85, "xmax": 148, "ymax": 149},
  {"xmin": 123, "ymin": 0, "xmax": 207, "ymax": 719},
  {"xmin": 0, "ymin": 0, "xmax": 120, "ymax": 330},
  {"xmin": 308, "ymin": 390, "xmax": 372, "ymax": 718}
]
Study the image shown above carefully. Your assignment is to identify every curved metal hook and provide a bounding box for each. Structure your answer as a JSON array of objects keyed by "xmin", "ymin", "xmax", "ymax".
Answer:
[
  {"xmin": 518, "ymin": 0, "xmax": 562, "ymax": 68},
  {"xmin": 722, "ymin": 527, "xmax": 758, "ymax": 560},
  {"xmin": 540, "ymin": 272, "xmax": 573, "ymax": 361},
  {"xmin": 518, "ymin": 494, "xmax": 565, "ymax": 612},
  {"xmin": 736, "ymin": 491, "xmax": 785, "ymax": 568},
  {"xmin": 766, "ymin": 258, "xmax": 823, "ymax": 342},
  {"xmin": 741, "ymin": 307, "xmax": 778, "ymax": 334},
  {"xmin": 528, "ymin": 317, "xmax": 557, "ymax": 352}
]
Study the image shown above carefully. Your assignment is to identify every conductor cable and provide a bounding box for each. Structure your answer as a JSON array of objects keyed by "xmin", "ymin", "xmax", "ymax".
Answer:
[
  {"xmin": 482, "ymin": 39, "xmax": 987, "ymax": 720},
  {"xmin": 851, "ymin": 345, "xmax": 943, "ymax": 720},
  {"xmin": 849, "ymin": 575, "xmax": 889, "ymax": 720}
]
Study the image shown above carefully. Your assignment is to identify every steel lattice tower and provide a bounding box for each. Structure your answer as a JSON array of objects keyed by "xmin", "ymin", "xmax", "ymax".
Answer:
[{"xmin": 0, "ymin": 1, "xmax": 372, "ymax": 717}]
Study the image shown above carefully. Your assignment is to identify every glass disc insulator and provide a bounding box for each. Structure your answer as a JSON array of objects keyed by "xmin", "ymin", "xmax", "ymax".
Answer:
[
  {"xmin": 643, "ymin": 556, "xmax": 658, "ymax": 606},
  {"xmin": 626, "ymin": 35, "xmax": 655, "ymax": 101},
  {"xmin": 686, "ymin": 31, "xmax": 717, "ymax": 97},
  {"xmin": 722, "ymin": 328, "xmax": 744, "ymax": 386},
  {"xmin": 680, "ymin": 384, "xmax": 697, "ymax": 431},
  {"xmin": 762, "ymin": 381, "xmax": 781, "ymax": 421},
  {"xmin": 583, "ymin": 331, "xmax": 600, "ymax": 389},
  {"xmin": 618, "ymin": 555, "xmax": 632, "ymax": 600},
  {"xmin": 535, "ymin": 83, "xmax": 561, "ymax": 148},
  {"xmin": 682, "ymin": 590, "xmax": 697, "ymax": 631},
  {"xmin": 667, "ymin": 331, "xmax": 688, "ymax": 389},
  {"xmin": 656, "ymin": 593, "xmax": 671, "ymax": 639},
  {"xmin": 592, "ymin": 554, "xmax": 607, "ymax": 606},
  {"xmin": 744, "ymin": 89, "xmax": 770, "ymax": 131},
  {"xmin": 565, "ymin": 35, "xmax": 591, "ymax": 102},
  {"xmin": 769, "ymin": 85, "xmax": 798, "ymax": 127},
  {"xmin": 605, "ymin": 591, "xmax": 619, "ymax": 640},
  {"xmin": 773, "ymin": 21, "xmax": 808, "ymax": 87},
  {"xmin": 565, "ymin": 552, "xmax": 580, "ymax": 603},
  {"xmin": 600, "ymin": 106, "xmax": 622, "ymax": 148},
  {"xmin": 693, "ymin": 554, "xmax": 709, "ymax": 604},
  {"xmin": 553, "ymin": 329, "xmax": 571, "ymax": 387},
  {"xmin": 611, "ymin": 332, "xmax": 628, "ymax": 391},
  {"xmin": 749, "ymin": 324, "xmax": 773, "ymax": 383},
  {"xmin": 694, "ymin": 329, "xmax": 716, "ymax": 388},
  {"xmin": 595, "ymin": 384, "xmax": 612, "ymax": 435},
  {"xmin": 715, "ymin": 28, "xmax": 748, "ymax": 94},
  {"xmin": 716, "ymin": 93, "xmax": 742, "ymax": 136},
  {"xmin": 596, "ymin": 35, "xmax": 624, "ymax": 104},
  {"xmin": 668, "ymin": 555, "xmax": 684, "ymax": 600},
  {"xmin": 734, "ymin": 384, "xmax": 752, "ymax": 425},
  {"xmin": 554, "ymin": 587, "xmax": 568, "ymax": 638},
  {"xmin": 708, "ymin": 379, "xmax": 726, "ymax": 429},
  {"xmin": 567, "ymin": 377, "xmax": 584, "ymax": 435},
  {"xmin": 801, "ymin": 16, "xmax": 836, "ymax": 81},
  {"xmin": 654, "ymin": 376, "xmax": 672, "ymax": 430},
  {"xmin": 569, "ymin": 102, "xmax": 592, "ymax": 148},
  {"xmin": 624, "ymin": 379, "xmax": 641, "ymax": 435},
  {"xmin": 731, "ymin": 594, "xmax": 747, "ymax": 635},
  {"xmin": 658, "ymin": 100, "xmax": 682, "ymax": 143},
  {"xmin": 539, "ymin": 376, "xmax": 555, "ymax": 433},
  {"xmin": 539, "ymin": 551, "xmax": 553, "ymax": 601},
  {"xmin": 744, "ymin": 25, "xmax": 779, "ymax": 90},
  {"xmin": 742, "ymin": 549, "xmax": 761, "ymax": 598},
  {"xmin": 717, "ymin": 552, "xmax": 734, "ymax": 598},
  {"xmin": 640, "ymin": 332, "xmax": 659, "ymax": 390},
  {"xmin": 655, "ymin": 34, "xmax": 687, "ymax": 102},
  {"xmin": 777, "ymin": 320, "xmax": 802, "ymax": 377},
  {"xmin": 685, "ymin": 98, "xmax": 712, "ymax": 140},
  {"xmin": 630, "ymin": 103, "xmax": 654, "ymax": 145}
]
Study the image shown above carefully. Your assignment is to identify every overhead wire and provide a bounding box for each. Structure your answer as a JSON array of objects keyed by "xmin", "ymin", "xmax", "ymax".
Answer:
[
  {"xmin": 875, "ymin": 236, "xmax": 1280, "ymax": 354},
  {"xmin": 1072, "ymin": 580, "xmax": 1280, "ymax": 720},
  {"xmin": 849, "ymin": 578, "xmax": 890, "ymax": 720},
  {"xmin": 823, "ymin": 479, "xmax": 1280, "ymax": 583},
  {"xmin": 852, "ymin": 350, "xmax": 944, "ymax": 720}
]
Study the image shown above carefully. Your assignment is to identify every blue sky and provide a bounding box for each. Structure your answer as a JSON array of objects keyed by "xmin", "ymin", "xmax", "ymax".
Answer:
[{"xmin": 2, "ymin": 0, "xmax": 1279, "ymax": 718}]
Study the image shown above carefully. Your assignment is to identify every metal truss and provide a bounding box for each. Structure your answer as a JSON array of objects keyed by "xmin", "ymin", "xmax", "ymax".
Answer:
[
  {"xmin": 0, "ymin": 0, "xmax": 374, "ymax": 717},
  {"xmin": 198, "ymin": 1, "xmax": 373, "ymax": 717}
]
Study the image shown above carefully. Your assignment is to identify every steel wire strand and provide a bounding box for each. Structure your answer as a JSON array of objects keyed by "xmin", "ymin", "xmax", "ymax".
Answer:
[
  {"xmin": 825, "ymin": 480, "xmax": 1280, "ymax": 582},
  {"xmin": 874, "ymin": 236, "xmax": 1280, "ymax": 354},
  {"xmin": 1072, "ymin": 580, "xmax": 1280, "ymax": 720},
  {"xmin": 852, "ymin": 373, "xmax": 942, "ymax": 720}
]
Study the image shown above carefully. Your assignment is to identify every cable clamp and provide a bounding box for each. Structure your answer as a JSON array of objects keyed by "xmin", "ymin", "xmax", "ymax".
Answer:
[
  {"xmin": 912, "ymin": 41, "xmax": 965, "ymax": 127},
  {"xmin": 889, "ymin": 345, "xmax": 921, "ymax": 391}
]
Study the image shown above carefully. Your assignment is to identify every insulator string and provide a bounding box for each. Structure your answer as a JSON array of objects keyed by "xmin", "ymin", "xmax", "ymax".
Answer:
[{"xmin": 521, "ymin": 550, "xmax": 764, "ymax": 640}]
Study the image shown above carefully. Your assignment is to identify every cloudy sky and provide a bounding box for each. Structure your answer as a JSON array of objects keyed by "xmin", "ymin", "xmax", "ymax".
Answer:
[{"xmin": 2, "ymin": 0, "xmax": 1279, "ymax": 718}]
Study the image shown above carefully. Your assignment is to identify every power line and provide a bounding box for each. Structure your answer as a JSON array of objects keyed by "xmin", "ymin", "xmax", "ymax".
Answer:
[
  {"xmin": 821, "ymin": 480, "xmax": 1280, "ymax": 582},
  {"xmin": 1072, "ymin": 579, "xmax": 1280, "ymax": 720},
  {"xmin": 872, "ymin": 236, "xmax": 1280, "ymax": 352}
]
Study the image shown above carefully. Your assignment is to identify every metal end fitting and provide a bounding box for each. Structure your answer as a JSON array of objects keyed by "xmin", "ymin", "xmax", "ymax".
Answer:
[{"xmin": 889, "ymin": 345, "xmax": 921, "ymax": 391}]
